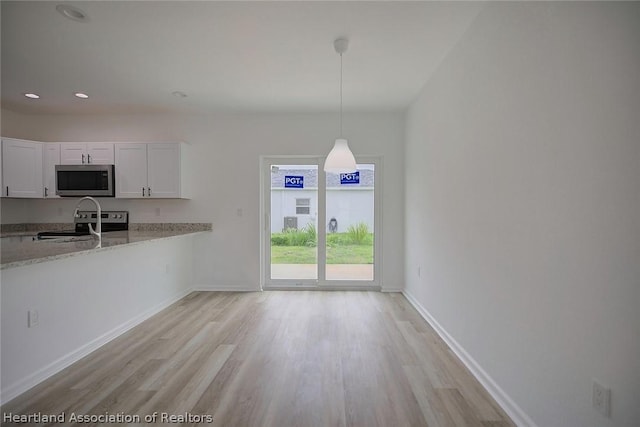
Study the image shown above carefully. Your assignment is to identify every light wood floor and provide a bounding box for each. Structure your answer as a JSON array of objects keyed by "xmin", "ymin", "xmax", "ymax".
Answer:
[{"xmin": 2, "ymin": 291, "xmax": 515, "ymax": 427}]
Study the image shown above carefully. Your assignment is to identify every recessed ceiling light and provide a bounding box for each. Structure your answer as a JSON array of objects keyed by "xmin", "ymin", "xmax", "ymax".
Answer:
[
  {"xmin": 74, "ymin": 92, "xmax": 89, "ymax": 99},
  {"xmin": 24, "ymin": 93, "xmax": 40, "ymax": 99},
  {"xmin": 172, "ymin": 91, "xmax": 188, "ymax": 98},
  {"xmin": 56, "ymin": 4, "xmax": 88, "ymax": 22}
]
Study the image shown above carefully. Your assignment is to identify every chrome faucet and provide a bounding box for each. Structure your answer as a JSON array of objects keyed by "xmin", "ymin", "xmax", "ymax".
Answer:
[{"xmin": 74, "ymin": 196, "xmax": 102, "ymax": 244}]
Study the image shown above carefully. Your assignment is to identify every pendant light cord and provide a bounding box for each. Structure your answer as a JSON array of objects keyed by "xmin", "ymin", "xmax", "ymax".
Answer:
[{"xmin": 340, "ymin": 52, "xmax": 343, "ymax": 138}]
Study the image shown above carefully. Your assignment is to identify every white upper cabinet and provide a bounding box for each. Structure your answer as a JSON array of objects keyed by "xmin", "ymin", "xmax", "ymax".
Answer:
[
  {"xmin": 1, "ymin": 140, "xmax": 189, "ymax": 199},
  {"xmin": 147, "ymin": 143, "xmax": 182, "ymax": 198},
  {"xmin": 114, "ymin": 143, "xmax": 148, "ymax": 198},
  {"xmin": 115, "ymin": 143, "xmax": 189, "ymax": 199},
  {"xmin": 60, "ymin": 143, "xmax": 114, "ymax": 165},
  {"xmin": 1, "ymin": 138, "xmax": 43, "ymax": 198},
  {"xmin": 43, "ymin": 143, "xmax": 61, "ymax": 198}
]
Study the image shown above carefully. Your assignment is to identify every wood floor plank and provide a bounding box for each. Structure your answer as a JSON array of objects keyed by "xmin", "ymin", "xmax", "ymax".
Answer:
[
  {"xmin": 396, "ymin": 320, "xmax": 452, "ymax": 388},
  {"xmin": 1, "ymin": 291, "xmax": 515, "ymax": 427},
  {"xmin": 429, "ymin": 342, "xmax": 510, "ymax": 423},
  {"xmin": 436, "ymin": 388, "xmax": 484, "ymax": 427},
  {"xmin": 71, "ymin": 359, "xmax": 163, "ymax": 425},
  {"xmin": 166, "ymin": 344, "xmax": 235, "ymax": 414},
  {"xmin": 139, "ymin": 321, "xmax": 221, "ymax": 391},
  {"xmin": 403, "ymin": 365, "xmax": 458, "ymax": 427}
]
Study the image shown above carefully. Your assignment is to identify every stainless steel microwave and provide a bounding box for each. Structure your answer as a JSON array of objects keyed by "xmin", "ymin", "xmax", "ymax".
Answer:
[{"xmin": 55, "ymin": 164, "xmax": 115, "ymax": 197}]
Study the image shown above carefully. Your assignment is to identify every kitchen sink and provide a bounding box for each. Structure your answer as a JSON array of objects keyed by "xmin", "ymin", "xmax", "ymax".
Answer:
[
  {"xmin": 34, "ymin": 234, "xmax": 94, "ymax": 243},
  {"xmin": 36, "ymin": 231, "xmax": 90, "ymax": 240}
]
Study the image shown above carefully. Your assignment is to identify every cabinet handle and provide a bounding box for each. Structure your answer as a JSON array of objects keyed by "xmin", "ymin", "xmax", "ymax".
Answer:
[
  {"xmin": 142, "ymin": 187, "xmax": 146, "ymax": 197},
  {"xmin": 5, "ymin": 186, "xmax": 8, "ymax": 196},
  {"xmin": 82, "ymin": 154, "xmax": 85, "ymax": 164},
  {"xmin": 87, "ymin": 154, "xmax": 91, "ymax": 163},
  {"xmin": 45, "ymin": 187, "xmax": 48, "ymax": 197},
  {"xmin": 148, "ymin": 187, "xmax": 151, "ymax": 197}
]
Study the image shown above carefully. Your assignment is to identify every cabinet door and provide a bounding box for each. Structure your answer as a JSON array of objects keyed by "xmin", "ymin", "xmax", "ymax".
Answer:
[
  {"xmin": 60, "ymin": 143, "xmax": 87, "ymax": 164},
  {"xmin": 43, "ymin": 143, "xmax": 60, "ymax": 198},
  {"xmin": 115, "ymin": 143, "xmax": 147, "ymax": 198},
  {"xmin": 2, "ymin": 138, "xmax": 43, "ymax": 198},
  {"xmin": 147, "ymin": 143, "xmax": 181, "ymax": 198},
  {"xmin": 87, "ymin": 143, "xmax": 114, "ymax": 164}
]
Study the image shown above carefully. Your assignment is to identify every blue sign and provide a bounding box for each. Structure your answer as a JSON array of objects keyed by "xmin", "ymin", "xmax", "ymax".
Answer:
[
  {"xmin": 284, "ymin": 175, "xmax": 304, "ymax": 188},
  {"xmin": 340, "ymin": 171, "xmax": 360, "ymax": 185}
]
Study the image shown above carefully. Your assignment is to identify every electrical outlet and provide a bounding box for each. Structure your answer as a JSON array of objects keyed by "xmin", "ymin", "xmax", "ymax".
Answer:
[
  {"xmin": 28, "ymin": 309, "xmax": 39, "ymax": 328},
  {"xmin": 592, "ymin": 380, "xmax": 611, "ymax": 417}
]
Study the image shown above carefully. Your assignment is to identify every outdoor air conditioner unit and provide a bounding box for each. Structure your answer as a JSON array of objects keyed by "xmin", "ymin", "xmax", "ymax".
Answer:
[{"xmin": 283, "ymin": 216, "xmax": 298, "ymax": 230}]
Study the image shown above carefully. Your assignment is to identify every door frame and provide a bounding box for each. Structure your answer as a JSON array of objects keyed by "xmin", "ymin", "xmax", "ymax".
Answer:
[{"xmin": 259, "ymin": 155, "xmax": 382, "ymax": 290}]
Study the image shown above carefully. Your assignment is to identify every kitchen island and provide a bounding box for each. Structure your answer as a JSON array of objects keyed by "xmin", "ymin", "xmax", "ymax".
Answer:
[
  {"xmin": 1, "ymin": 226, "xmax": 210, "ymax": 270},
  {"xmin": 0, "ymin": 224, "xmax": 211, "ymax": 404}
]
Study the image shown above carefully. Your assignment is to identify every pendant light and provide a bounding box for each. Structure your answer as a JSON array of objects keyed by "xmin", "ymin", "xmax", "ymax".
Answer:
[{"xmin": 324, "ymin": 38, "xmax": 357, "ymax": 174}]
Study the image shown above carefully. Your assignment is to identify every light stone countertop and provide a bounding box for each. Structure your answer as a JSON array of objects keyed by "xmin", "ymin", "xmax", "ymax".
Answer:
[{"xmin": 1, "ymin": 227, "xmax": 211, "ymax": 270}]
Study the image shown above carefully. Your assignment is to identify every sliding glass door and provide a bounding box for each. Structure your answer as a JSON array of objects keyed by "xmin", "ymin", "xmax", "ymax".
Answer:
[
  {"xmin": 269, "ymin": 163, "xmax": 319, "ymax": 281},
  {"xmin": 262, "ymin": 156, "xmax": 380, "ymax": 289},
  {"xmin": 325, "ymin": 163, "xmax": 375, "ymax": 281}
]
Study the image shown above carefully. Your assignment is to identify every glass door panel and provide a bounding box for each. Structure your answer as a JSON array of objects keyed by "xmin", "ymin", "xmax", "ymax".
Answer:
[
  {"xmin": 270, "ymin": 164, "xmax": 318, "ymax": 280},
  {"xmin": 325, "ymin": 164, "xmax": 375, "ymax": 281}
]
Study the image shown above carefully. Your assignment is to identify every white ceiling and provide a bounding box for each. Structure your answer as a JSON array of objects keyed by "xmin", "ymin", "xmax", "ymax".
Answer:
[{"xmin": 1, "ymin": 1, "xmax": 484, "ymax": 115}]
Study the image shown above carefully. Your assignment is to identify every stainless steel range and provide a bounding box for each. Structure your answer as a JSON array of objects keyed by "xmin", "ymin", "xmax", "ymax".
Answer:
[{"xmin": 37, "ymin": 211, "xmax": 128, "ymax": 239}]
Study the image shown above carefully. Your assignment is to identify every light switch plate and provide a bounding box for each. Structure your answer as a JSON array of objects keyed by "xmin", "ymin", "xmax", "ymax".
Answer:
[
  {"xmin": 593, "ymin": 380, "xmax": 611, "ymax": 417},
  {"xmin": 28, "ymin": 309, "xmax": 39, "ymax": 328}
]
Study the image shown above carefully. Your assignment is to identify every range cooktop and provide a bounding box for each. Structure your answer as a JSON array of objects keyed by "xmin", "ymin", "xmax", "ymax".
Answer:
[{"xmin": 36, "ymin": 211, "xmax": 128, "ymax": 240}]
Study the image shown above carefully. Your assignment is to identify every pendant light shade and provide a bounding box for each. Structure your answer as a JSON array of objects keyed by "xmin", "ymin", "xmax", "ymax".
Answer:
[
  {"xmin": 324, "ymin": 38, "xmax": 357, "ymax": 174},
  {"xmin": 325, "ymin": 138, "xmax": 357, "ymax": 174}
]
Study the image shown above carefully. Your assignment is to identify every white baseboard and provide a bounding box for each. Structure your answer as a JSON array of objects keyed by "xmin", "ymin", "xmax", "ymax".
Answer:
[
  {"xmin": 0, "ymin": 288, "xmax": 193, "ymax": 405},
  {"xmin": 402, "ymin": 290, "xmax": 537, "ymax": 427}
]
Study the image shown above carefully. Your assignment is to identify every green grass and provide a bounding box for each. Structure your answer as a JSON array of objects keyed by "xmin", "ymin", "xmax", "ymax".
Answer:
[
  {"xmin": 347, "ymin": 222, "xmax": 370, "ymax": 244},
  {"xmin": 270, "ymin": 246, "xmax": 316, "ymax": 264},
  {"xmin": 272, "ymin": 231, "xmax": 373, "ymax": 247},
  {"xmin": 270, "ymin": 230, "xmax": 374, "ymax": 264},
  {"xmin": 326, "ymin": 245, "xmax": 373, "ymax": 264},
  {"xmin": 270, "ymin": 244, "xmax": 373, "ymax": 264},
  {"xmin": 271, "ymin": 224, "xmax": 317, "ymax": 247}
]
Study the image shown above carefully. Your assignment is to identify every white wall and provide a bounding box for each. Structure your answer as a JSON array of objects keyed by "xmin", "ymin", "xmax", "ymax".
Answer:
[
  {"xmin": 404, "ymin": 3, "xmax": 640, "ymax": 427},
  {"xmin": 1, "ymin": 234, "xmax": 198, "ymax": 403},
  {"xmin": 271, "ymin": 189, "xmax": 318, "ymax": 232},
  {"xmin": 327, "ymin": 189, "xmax": 374, "ymax": 232},
  {"xmin": 271, "ymin": 188, "xmax": 374, "ymax": 232},
  {"xmin": 0, "ymin": 111, "xmax": 405, "ymax": 291}
]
